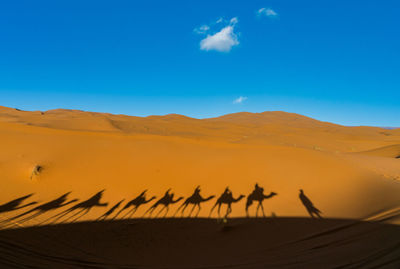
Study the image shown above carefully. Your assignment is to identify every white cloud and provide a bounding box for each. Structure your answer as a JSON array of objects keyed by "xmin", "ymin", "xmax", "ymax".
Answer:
[
  {"xmin": 194, "ymin": 25, "xmax": 210, "ymax": 34},
  {"xmin": 230, "ymin": 17, "xmax": 238, "ymax": 25},
  {"xmin": 233, "ymin": 96, "xmax": 248, "ymax": 104},
  {"xmin": 198, "ymin": 17, "xmax": 239, "ymax": 52},
  {"xmin": 258, "ymin": 7, "xmax": 278, "ymax": 18},
  {"xmin": 200, "ymin": 26, "xmax": 239, "ymax": 52}
]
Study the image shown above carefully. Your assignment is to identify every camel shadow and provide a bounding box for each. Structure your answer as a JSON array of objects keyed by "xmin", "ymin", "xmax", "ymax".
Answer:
[
  {"xmin": 114, "ymin": 190, "xmax": 156, "ymax": 219},
  {"xmin": 174, "ymin": 186, "xmax": 214, "ymax": 218},
  {"xmin": 246, "ymin": 183, "xmax": 277, "ymax": 218},
  {"xmin": 0, "ymin": 194, "xmax": 37, "ymax": 217},
  {"xmin": 209, "ymin": 187, "xmax": 245, "ymax": 219},
  {"xmin": 46, "ymin": 190, "xmax": 108, "ymax": 224},
  {"xmin": 143, "ymin": 189, "xmax": 183, "ymax": 218},
  {"xmin": 299, "ymin": 189, "xmax": 322, "ymax": 219},
  {"xmin": 97, "ymin": 199, "xmax": 125, "ymax": 221},
  {"xmin": 3, "ymin": 192, "xmax": 78, "ymax": 227}
]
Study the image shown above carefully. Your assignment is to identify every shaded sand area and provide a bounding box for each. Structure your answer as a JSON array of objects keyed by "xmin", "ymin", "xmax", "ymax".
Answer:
[{"xmin": 0, "ymin": 218, "xmax": 399, "ymax": 268}]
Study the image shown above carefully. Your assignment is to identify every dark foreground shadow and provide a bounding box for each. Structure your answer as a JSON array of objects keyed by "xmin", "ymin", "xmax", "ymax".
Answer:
[{"xmin": 0, "ymin": 217, "xmax": 399, "ymax": 269}]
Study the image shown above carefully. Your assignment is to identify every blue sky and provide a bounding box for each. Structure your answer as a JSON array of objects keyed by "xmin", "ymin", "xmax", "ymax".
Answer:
[{"xmin": 0, "ymin": 0, "xmax": 399, "ymax": 126}]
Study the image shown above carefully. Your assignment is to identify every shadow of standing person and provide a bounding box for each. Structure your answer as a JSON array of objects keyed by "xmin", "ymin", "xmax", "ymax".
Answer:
[{"xmin": 299, "ymin": 189, "xmax": 322, "ymax": 219}]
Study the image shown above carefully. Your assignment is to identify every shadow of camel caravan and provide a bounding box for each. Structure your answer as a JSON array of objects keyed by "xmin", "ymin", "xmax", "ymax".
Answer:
[
  {"xmin": 209, "ymin": 187, "xmax": 245, "ymax": 219},
  {"xmin": 246, "ymin": 183, "xmax": 277, "ymax": 218},
  {"xmin": 1, "ymin": 192, "xmax": 77, "ymax": 228},
  {"xmin": 0, "ymin": 186, "xmax": 332, "ymax": 225},
  {"xmin": 46, "ymin": 190, "xmax": 108, "ymax": 224},
  {"xmin": 114, "ymin": 190, "xmax": 156, "ymax": 219},
  {"xmin": 97, "ymin": 199, "xmax": 125, "ymax": 221},
  {"xmin": 174, "ymin": 186, "xmax": 215, "ymax": 218},
  {"xmin": 143, "ymin": 189, "xmax": 183, "ymax": 218},
  {"xmin": 0, "ymin": 194, "xmax": 37, "ymax": 217}
]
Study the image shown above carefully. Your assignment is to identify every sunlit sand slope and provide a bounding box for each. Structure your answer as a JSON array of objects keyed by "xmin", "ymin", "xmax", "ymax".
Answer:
[
  {"xmin": 0, "ymin": 106, "xmax": 399, "ymax": 226},
  {"xmin": 357, "ymin": 144, "xmax": 400, "ymax": 158}
]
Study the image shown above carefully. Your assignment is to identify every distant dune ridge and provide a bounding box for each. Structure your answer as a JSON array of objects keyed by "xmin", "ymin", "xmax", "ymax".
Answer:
[{"xmin": 0, "ymin": 105, "xmax": 399, "ymax": 226}]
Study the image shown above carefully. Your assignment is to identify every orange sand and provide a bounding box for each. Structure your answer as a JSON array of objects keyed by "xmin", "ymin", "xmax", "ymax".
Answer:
[{"xmin": 0, "ymin": 105, "xmax": 399, "ymax": 226}]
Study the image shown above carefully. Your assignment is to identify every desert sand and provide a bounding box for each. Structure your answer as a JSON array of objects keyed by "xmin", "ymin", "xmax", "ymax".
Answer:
[{"xmin": 0, "ymin": 105, "xmax": 399, "ymax": 268}]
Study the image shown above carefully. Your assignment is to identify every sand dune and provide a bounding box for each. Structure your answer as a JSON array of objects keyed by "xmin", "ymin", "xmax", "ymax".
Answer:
[
  {"xmin": 0, "ymin": 105, "xmax": 399, "ymax": 227},
  {"xmin": 1, "ymin": 105, "xmax": 399, "ymax": 151},
  {"xmin": 357, "ymin": 144, "xmax": 400, "ymax": 158}
]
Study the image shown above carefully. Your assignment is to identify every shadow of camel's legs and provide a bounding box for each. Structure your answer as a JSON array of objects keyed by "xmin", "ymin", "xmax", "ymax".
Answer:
[
  {"xmin": 60, "ymin": 208, "xmax": 85, "ymax": 224},
  {"xmin": 143, "ymin": 206, "xmax": 156, "ymax": 218},
  {"xmin": 209, "ymin": 203, "xmax": 218, "ymax": 218},
  {"xmin": 71, "ymin": 208, "xmax": 90, "ymax": 223},
  {"xmin": 174, "ymin": 203, "xmax": 187, "ymax": 217},
  {"xmin": 188, "ymin": 204, "xmax": 196, "ymax": 218},
  {"xmin": 256, "ymin": 203, "xmax": 260, "ymax": 217},
  {"xmin": 173, "ymin": 203, "xmax": 182, "ymax": 217},
  {"xmin": 217, "ymin": 204, "xmax": 222, "ymax": 219},
  {"xmin": 127, "ymin": 207, "xmax": 138, "ymax": 218},
  {"xmin": 246, "ymin": 206, "xmax": 250, "ymax": 218},
  {"xmin": 181, "ymin": 204, "xmax": 190, "ymax": 217},
  {"xmin": 163, "ymin": 206, "xmax": 169, "ymax": 218},
  {"xmin": 97, "ymin": 211, "xmax": 110, "ymax": 221},
  {"xmin": 2, "ymin": 209, "xmax": 35, "ymax": 225},
  {"xmin": 120, "ymin": 207, "xmax": 134, "ymax": 219},
  {"xmin": 72, "ymin": 208, "xmax": 90, "ymax": 222},
  {"xmin": 14, "ymin": 211, "xmax": 42, "ymax": 225},
  {"xmin": 2, "ymin": 211, "xmax": 41, "ymax": 229},
  {"xmin": 40, "ymin": 212, "xmax": 65, "ymax": 225},
  {"xmin": 260, "ymin": 202, "xmax": 266, "ymax": 217},
  {"xmin": 195, "ymin": 204, "xmax": 201, "ymax": 217},
  {"xmin": 114, "ymin": 208, "xmax": 127, "ymax": 220},
  {"xmin": 225, "ymin": 204, "xmax": 232, "ymax": 218},
  {"xmin": 148, "ymin": 208, "xmax": 156, "ymax": 218},
  {"xmin": 48, "ymin": 208, "xmax": 76, "ymax": 224},
  {"xmin": 155, "ymin": 206, "xmax": 165, "ymax": 218}
]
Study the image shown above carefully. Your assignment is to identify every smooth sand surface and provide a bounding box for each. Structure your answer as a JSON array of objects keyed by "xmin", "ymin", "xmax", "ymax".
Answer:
[{"xmin": 0, "ymin": 105, "xmax": 399, "ymax": 224}]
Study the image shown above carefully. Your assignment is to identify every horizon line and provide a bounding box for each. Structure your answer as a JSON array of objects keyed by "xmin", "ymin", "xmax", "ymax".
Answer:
[{"xmin": 1, "ymin": 105, "xmax": 398, "ymax": 130}]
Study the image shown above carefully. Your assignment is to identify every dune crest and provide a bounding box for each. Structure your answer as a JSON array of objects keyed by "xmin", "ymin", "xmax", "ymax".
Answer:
[{"xmin": 356, "ymin": 144, "xmax": 400, "ymax": 158}]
